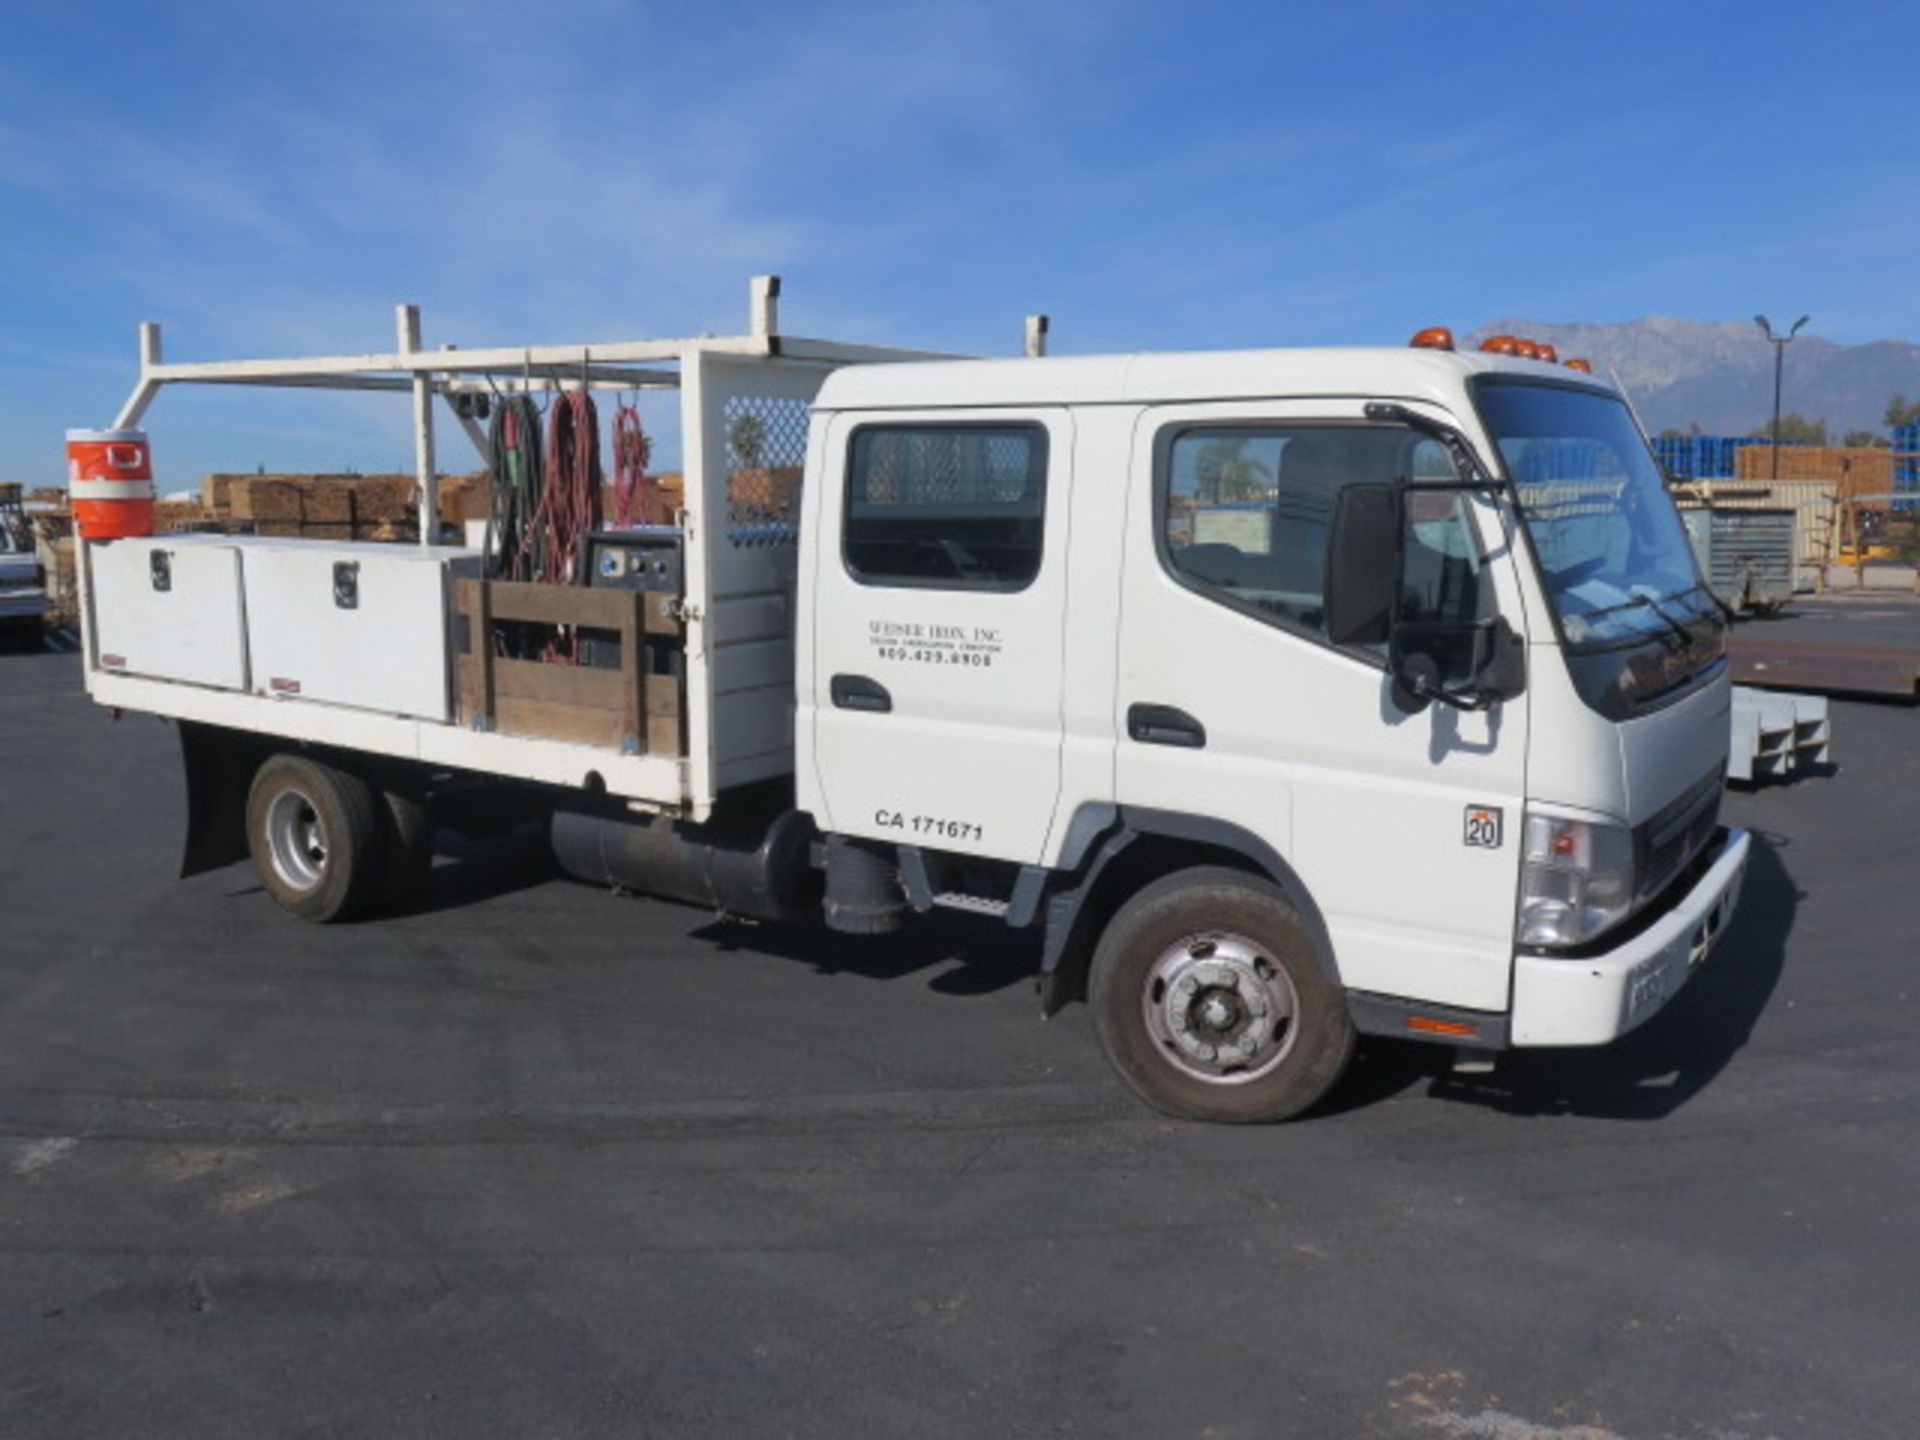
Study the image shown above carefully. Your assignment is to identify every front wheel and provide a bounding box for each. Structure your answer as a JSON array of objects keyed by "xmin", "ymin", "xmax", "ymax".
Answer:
[
  {"xmin": 1089, "ymin": 867, "xmax": 1354, "ymax": 1123},
  {"xmin": 245, "ymin": 754, "xmax": 386, "ymax": 923}
]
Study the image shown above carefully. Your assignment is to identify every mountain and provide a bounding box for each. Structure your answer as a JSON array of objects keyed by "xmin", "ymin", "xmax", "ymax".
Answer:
[{"xmin": 1464, "ymin": 317, "xmax": 1920, "ymax": 439}]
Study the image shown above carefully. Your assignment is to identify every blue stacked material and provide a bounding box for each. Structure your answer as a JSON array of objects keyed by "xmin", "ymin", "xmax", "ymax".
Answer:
[
  {"xmin": 1649, "ymin": 435, "xmax": 1763, "ymax": 480},
  {"xmin": 1650, "ymin": 437, "xmax": 1686, "ymax": 476},
  {"xmin": 1896, "ymin": 424, "xmax": 1919, "ymax": 509}
]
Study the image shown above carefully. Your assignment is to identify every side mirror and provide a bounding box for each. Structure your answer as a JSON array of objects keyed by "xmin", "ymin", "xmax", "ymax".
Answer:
[
  {"xmin": 1326, "ymin": 480, "xmax": 1527, "ymax": 714},
  {"xmin": 1324, "ymin": 483, "xmax": 1403, "ymax": 647},
  {"xmin": 1392, "ymin": 615, "xmax": 1527, "ymax": 713}
]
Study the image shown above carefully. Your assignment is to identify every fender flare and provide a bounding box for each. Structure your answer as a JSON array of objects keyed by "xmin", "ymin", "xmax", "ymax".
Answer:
[{"xmin": 1036, "ymin": 803, "xmax": 1340, "ymax": 1013}]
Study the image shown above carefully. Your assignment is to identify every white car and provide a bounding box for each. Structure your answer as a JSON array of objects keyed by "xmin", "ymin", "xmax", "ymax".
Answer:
[{"xmin": 0, "ymin": 523, "xmax": 48, "ymax": 650}]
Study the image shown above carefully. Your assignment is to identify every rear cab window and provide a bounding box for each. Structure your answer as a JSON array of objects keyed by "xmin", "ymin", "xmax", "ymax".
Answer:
[{"xmin": 844, "ymin": 423, "xmax": 1047, "ymax": 590}]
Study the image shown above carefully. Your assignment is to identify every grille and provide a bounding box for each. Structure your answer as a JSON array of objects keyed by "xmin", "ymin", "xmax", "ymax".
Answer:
[
  {"xmin": 1633, "ymin": 765, "xmax": 1723, "ymax": 907},
  {"xmin": 722, "ymin": 395, "xmax": 810, "ymax": 546}
]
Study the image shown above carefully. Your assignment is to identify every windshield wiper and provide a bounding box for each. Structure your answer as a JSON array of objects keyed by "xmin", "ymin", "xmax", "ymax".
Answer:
[
  {"xmin": 1572, "ymin": 591, "xmax": 1695, "ymax": 649},
  {"xmin": 1636, "ymin": 592, "xmax": 1698, "ymax": 650}
]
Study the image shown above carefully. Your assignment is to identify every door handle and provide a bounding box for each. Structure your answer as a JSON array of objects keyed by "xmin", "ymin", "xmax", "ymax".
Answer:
[
  {"xmin": 831, "ymin": 674, "xmax": 893, "ymax": 713},
  {"xmin": 1128, "ymin": 703, "xmax": 1206, "ymax": 748}
]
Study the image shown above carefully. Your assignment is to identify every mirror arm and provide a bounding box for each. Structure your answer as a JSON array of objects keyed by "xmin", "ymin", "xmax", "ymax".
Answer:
[
  {"xmin": 1403, "ymin": 670, "xmax": 1498, "ymax": 713},
  {"xmin": 1362, "ymin": 402, "xmax": 1506, "ymax": 491},
  {"xmin": 1394, "ymin": 615, "xmax": 1525, "ymax": 713}
]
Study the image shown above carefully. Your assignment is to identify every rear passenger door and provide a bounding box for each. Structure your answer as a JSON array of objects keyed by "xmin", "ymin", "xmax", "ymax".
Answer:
[{"xmin": 806, "ymin": 410, "xmax": 1072, "ymax": 864}]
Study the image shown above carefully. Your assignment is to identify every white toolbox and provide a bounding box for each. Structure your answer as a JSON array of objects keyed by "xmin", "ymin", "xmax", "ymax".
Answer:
[
  {"xmin": 240, "ymin": 539, "xmax": 476, "ymax": 722},
  {"xmin": 89, "ymin": 536, "xmax": 249, "ymax": 691}
]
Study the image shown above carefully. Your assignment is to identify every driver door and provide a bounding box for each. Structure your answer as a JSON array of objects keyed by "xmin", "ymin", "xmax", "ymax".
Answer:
[{"xmin": 1114, "ymin": 402, "xmax": 1529, "ymax": 1012}]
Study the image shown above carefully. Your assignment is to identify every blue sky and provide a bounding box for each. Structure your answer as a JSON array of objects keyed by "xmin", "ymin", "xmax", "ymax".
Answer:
[{"xmin": 3, "ymin": 0, "xmax": 1916, "ymax": 491}]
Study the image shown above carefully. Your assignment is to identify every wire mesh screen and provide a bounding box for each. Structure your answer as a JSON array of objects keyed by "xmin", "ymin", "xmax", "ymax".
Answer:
[
  {"xmin": 855, "ymin": 430, "xmax": 1037, "ymax": 505},
  {"xmin": 723, "ymin": 395, "xmax": 810, "ymax": 546}
]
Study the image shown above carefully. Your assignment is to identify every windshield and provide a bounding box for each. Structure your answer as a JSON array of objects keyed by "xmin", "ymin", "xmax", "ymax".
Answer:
[{"xmin": 1475, "ymin": 380, "xmax": 1708, "ymax": 649}]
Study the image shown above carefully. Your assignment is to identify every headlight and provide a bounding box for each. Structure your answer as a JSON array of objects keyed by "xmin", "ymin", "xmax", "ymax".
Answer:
[{"xmin": 1517, "ymin": 811, "xmax": 1634, "ymax": 947}]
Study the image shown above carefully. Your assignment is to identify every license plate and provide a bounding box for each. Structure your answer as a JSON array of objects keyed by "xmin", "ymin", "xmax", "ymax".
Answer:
[{"xmin": 1627, "ymin": 939, "xmax": 1687, "ymax": 1023}]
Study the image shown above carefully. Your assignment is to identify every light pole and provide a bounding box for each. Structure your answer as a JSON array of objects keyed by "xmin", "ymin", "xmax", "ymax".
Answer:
[{"xmin": 1754, "ymin": 314, "xmax": 1809, "ymax": 481}]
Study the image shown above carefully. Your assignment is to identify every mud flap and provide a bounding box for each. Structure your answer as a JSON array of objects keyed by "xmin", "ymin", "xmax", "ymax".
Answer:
[
  {"xmin": 178, "ymin": 721, "xmax": 264, "ymax": 878},
  {"xmin": 1035, "ymin": 830, "xmax": 1138, "ymax": 1018}
]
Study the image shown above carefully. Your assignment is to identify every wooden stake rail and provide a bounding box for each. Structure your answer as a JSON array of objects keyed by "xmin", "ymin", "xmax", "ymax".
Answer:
[{"xmin": 453, "ymin": 579, "xmax": 684, "ymax": 755}]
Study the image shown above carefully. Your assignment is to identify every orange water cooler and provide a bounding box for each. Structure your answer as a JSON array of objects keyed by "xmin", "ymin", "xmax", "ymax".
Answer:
[{"xmin": 66, "ymin": 427, "xmax": 155, "ymax": 539}]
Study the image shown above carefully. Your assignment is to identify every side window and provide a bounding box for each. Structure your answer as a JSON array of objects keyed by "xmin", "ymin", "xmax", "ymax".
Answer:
[
  {"xmin": 1161, "ymin": 424, "xmax": 1484, "ymax": 649},
  {"xmin": 844, "ymin": 423, "xmax": 1047, "ymax": 590}
]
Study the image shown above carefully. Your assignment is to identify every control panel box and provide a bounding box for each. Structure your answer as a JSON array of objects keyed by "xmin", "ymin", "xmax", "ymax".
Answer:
[
  {"xmin": 581, "ymin": 528, "xmax": 687, "ymax": 675},
  {"xmin": 582, "ymin": 528, "xmax": 684, "ymax": 593},
  {"xmin": 89, "ymin": 536, "xmax": 249, "ymax": 691}
]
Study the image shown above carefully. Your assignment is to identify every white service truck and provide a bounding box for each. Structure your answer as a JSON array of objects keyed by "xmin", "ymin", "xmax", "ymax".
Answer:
[{"xmin": 79, "ymin": 281, "xmax": 1748, "ymax": 1122}]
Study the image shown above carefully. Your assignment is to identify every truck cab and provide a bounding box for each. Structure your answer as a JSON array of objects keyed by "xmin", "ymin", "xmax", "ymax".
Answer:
[{"xmin": 796, "ymin": 342, "xmax": 1748, "ymax": 1121}]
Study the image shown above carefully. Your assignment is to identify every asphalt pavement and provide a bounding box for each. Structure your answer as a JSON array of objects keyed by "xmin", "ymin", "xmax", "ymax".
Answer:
[{"xmin": 2, "ymin": 641, "xmax": 1916, "ymax": 1439}]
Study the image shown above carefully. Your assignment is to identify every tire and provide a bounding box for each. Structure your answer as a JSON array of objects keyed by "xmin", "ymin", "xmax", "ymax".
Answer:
[
  {"xmin": 1089, "ymin": 866, "xmax": 1354, "ymax": 1123},
  {"xmin": 378, "ymin": 788, "xmax": 435, "ymax": 910},
  {"xmin": 245, "ymin": 754, "xmax": 386, "ymax": 923}
]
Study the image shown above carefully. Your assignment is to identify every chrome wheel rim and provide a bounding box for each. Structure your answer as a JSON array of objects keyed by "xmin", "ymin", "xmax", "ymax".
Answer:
[
  {"xmin": 265, "ymin": 789, "xmax": 328, "ymax": 892},
  {"xmin": 1143, "ymin": 930, "xmax": 1299, "ymax": 1085}
]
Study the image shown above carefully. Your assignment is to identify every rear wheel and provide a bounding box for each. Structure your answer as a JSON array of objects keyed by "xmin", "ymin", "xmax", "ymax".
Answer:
[
  {"xmin": 1089, "ymin": 866, "xmax": 1354, "ymax": 1123},
  {"xmin": 245, "ymin": 754, "xmax": 385, "ymax": 923}
]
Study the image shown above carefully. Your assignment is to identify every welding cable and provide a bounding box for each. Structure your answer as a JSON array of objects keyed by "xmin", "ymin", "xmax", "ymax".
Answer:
[
  {"xmin": 612, "ymin": 404, "xmax": 650, "ymax": 527},
  {"xmin": 485, "ymin": 395, "xmax": 543, "ymax": 583},
  {"xmin": 537, "ymin": 388, "xmax": 604, "ymax": 587}
]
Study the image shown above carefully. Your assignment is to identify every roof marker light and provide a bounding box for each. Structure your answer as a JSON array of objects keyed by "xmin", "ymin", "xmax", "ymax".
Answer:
[
  {"xmin": 1480, "ymin": 335, "xmax": 1521, "ymax": 356},
  {"xmin": 1564, "ymin": 357, "xmax": 1593, "ymax": 373},
  {"xmin": 1535, "ymin": 342, "xmax": 1558, "ymax": 363},
  {"xmin": 1410, "ymin": 326, "xmax": 1455, "ymax": 351}
]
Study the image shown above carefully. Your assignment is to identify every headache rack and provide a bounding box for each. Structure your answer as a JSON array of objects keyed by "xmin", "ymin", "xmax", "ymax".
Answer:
[{"xmin": 82, "ymin": 278, "xmax": 964, "ymax": 820}]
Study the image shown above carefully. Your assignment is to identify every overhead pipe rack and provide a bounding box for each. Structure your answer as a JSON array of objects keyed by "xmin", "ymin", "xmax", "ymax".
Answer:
[{"xmin": 107, "ymin": 276, "xmax": 965, "ymax": 546}]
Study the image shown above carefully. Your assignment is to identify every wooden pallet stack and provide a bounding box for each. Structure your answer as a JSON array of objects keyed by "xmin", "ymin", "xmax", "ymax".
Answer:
[
  {"xmin": 1734, "ymin": 445, "xmax": 1894, "ymax": 501},
  {"xmin": 197, "ymin": 472, "xmax": 489, "ymax": 541}
]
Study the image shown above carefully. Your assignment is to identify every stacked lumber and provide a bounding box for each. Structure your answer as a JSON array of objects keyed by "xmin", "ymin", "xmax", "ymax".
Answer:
[
  {"xmin": 1734, "ymin": 445, "xmax": 1894, "ymax": 500},
  {"xmin": 599, "ymin": 471, "xmax": 685, "ymax": 524},
  {"xmin": 197, "ymin": 471, "xmax": 488, "ymax": 541},
  {"xmin": 725, "ymin": 466, "xmax": 800, "ymax": 523},
  {"xmin": 152, "ymin": 500, "xmax": 213, "ymax": 533},
  {"xmin": 437, "ymin": 472, "xmax": 489, "ymax": 526},
  {"xmin": 37, "ymin": 536, "xmax": 77, "ymax": 627},
  {"xmin": 199, "ymin": 474, "xmax": 238, "ymax": 512}
]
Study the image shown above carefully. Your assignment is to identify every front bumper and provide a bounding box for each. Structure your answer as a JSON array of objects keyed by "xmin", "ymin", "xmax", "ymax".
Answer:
[{"xmin": 1510, "ymin": 826, "xmax": 1750, "ymax": 1046}]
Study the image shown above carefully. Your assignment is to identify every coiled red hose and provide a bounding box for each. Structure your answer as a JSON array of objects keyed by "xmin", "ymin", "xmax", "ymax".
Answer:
[
  {"xmin": 537, "ymin": 389, "xmax": 604, "ymax": 586},
  {"xmin": 612, "ymin": 405, "xmax": 650, "ymax": 527}
]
